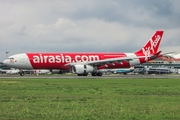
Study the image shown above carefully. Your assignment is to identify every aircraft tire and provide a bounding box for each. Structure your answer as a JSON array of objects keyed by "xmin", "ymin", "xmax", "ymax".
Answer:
[
  {"xmin": 20, "ymin": 73, "xmax": 24, "ymax": 76},
  {"xmin": 19, "ymin": 71, "xmax": 24, "ymax": 76},
  {"xmin": 83, "ymin": 73, "xmax": 88, "ymax": 76},
  {"xmin": 91, "ymin": 72, "xmax": 97, "ymax": 76},
  {"xmin": 97, "ymin": 72, "xmax": 102, "ymax": 76}
]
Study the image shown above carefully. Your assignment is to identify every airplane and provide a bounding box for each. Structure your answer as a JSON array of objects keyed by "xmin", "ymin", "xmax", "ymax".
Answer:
[
  {"xmin": 0, "ymin": 69, "xmax": 20, "ymax": 75},
  {"xmin": 111, "ymin": 66, "xmax": 135, "ymax": 74},
  {"xmin": 147, "ymin": 67, "xmax": 173, "ymax": 74},
  {"xmin": 6, "ymin": 69, "xmax": 20, "ymax": 75},
  {"xmin": 0, "ymin": 69, "xmax": 4, "ymax": 74},
  {"xmin": 50, "ymin": 69, "xmax": 71, "ymax": 74},
  {"xmin": 34, "ymin": 69, "xmax": 50, "ymax": 75},
  {"xmin": 3, "ymin": 31, "xmax": 164, "ymax": 76},
  {"xmin": 100, "ymin": 66, "xmax": 134, "ymax": 75}
]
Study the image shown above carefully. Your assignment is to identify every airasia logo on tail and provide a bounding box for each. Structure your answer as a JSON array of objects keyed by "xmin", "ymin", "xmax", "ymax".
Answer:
[{"xmin": 142, "ymin": 35, "xmax": 161, "ymax": 56}]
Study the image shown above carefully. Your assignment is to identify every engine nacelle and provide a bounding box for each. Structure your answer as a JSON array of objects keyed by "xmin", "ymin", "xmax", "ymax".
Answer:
[{"xmin": 72, "ymin": 65, "xmax": 95, "ymax": 74}]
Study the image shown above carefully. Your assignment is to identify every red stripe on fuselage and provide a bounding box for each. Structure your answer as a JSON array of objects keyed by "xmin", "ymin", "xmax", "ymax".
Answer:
[{"xmin": 26, "ymin": 52, "xmax": 129, "ymax": 69}]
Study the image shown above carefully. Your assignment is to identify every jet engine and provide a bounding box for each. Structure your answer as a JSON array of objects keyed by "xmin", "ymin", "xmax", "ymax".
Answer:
[{"xmin": 72, "ymin": 65, "xmax": 95, "ymax": 75}]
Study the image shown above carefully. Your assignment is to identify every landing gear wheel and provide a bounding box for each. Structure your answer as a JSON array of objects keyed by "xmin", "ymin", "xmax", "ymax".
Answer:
[
  {"xmin": 97, "ymin": 72, "xmax": 102, "ymax": 76},
  {"xmin": 83, "ymin": 73, "xmax": 88, "ymax": 76},
  {"xmin": 77, "ymin": 73, "xmax": 88, "ymax": 76},
  {"xmin": 91, "ymin": 72, "xmax": 97, "ymax": 76},
  {"xmin": 19, "ymin": 71, "xmax": 24, "ymax": 76}
]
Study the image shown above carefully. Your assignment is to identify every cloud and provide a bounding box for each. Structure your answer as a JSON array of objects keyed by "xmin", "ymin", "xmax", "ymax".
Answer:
[{"xmin": 0, "ymin": 0, "xmax": 180, "ymax": 61}]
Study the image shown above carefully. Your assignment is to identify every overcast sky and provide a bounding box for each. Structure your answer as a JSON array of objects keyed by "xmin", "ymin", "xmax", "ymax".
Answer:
[{"xmin": 0, "ymin": 0, "xmax": 180, "ymax": 61}]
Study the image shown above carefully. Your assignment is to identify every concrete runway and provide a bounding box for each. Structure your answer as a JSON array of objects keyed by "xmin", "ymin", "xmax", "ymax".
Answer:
[{"xmin": 0, "ymin": 74, "xmax": 180, "ymax": 79}]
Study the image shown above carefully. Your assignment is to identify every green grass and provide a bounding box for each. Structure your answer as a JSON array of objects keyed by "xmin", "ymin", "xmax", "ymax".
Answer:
[{"xmin": 0, "ymin": 78, "xmax": 180, "ymax": 120}]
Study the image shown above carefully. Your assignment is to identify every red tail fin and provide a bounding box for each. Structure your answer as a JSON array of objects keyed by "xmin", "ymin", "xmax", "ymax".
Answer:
[{"xmin": 135, "ymin": 31, "xmax": 164, "ymax": 56}]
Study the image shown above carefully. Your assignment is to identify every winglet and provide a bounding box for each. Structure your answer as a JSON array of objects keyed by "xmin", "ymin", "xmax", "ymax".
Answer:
[{"xmin": 135, "ymin": 31, "xmax": 164, "ymax": 56}]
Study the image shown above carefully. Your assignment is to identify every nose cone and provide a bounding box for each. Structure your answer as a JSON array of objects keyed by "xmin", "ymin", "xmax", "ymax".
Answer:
[{"xmin": 3, "ymin": 59, "xmax": 10, "ymax": 66}]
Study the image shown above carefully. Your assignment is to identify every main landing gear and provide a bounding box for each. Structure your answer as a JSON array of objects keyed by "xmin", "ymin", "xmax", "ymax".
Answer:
[
  {"xmin": 77, "ymin": 73, "xmax": 88, "ymax": 76},
  {"xmin": 91, "ymin": 72, "xmax": 102, "ymax": 76},
  {"xmin": 77, "ymin": 72, "xmax": 103, "ymax": 76},
  {"xmin": 19, "ymin": 70, "xmax": 24, "ymax": 76}
]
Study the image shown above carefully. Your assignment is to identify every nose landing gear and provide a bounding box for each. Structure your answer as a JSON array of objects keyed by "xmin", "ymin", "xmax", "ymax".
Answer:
[{"xmin": 19, "ymin": 70, "xmax": 24, "ymax": 76}]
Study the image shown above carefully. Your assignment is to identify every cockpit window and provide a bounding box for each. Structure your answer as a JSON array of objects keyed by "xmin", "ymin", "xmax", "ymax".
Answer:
[
  {"xmin": 10, "ymin": 58, "xmax": 15, "ymax": 63},
  {"xmin": 8, "ymin": 57, "xmax": 14, "ymax": 59}
]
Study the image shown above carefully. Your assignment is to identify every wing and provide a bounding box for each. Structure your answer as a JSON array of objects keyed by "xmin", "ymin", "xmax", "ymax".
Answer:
[
  {"xmin": 65, "ymin": 56, "xmax": 148, "ymax": 66},
  {"xmin": 65, "ymin": 51, "xmax": 163, "ymax": 67}
]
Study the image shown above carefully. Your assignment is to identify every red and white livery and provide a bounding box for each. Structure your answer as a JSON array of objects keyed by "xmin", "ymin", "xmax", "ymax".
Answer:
[{"xmin": 3, "ymin": 31, "xmax": 164, "ymax": 76}]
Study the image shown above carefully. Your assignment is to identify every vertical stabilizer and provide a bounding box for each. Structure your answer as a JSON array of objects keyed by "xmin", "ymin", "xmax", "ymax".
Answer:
[{"xmin": 135, "ymin": 31, "xmax": 164, "ymax": 56}]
